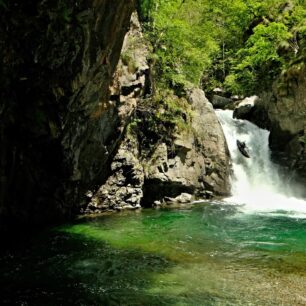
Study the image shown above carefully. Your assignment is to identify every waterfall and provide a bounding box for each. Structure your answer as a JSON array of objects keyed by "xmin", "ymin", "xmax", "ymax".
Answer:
[{"xmin": 216, "ymin": 109, "xmax": 306, "ymax": 218}]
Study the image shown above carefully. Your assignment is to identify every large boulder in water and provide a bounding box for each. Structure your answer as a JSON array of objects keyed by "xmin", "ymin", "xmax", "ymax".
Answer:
[
  {"xmin": 189, "ymin": 89, "xmax": 231, "ymax": 195},
  {"xmin": 86, "ymin": 88, "xmax": 231, "ymax": 211},
  {"xmin": 233, "ymin": 96, "xmax": 259, "ymax": 120}
]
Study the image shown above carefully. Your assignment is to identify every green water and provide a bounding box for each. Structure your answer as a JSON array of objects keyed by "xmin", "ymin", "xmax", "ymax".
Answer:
[{"xmin": 1, "ymin": 202, "xmax": 306, "ymax": 305}]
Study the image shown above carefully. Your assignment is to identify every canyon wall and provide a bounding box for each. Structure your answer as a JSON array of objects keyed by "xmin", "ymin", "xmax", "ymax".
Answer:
[{"xmin": 0, "ymin": 0, "xmax": 135, "ymax": 229}]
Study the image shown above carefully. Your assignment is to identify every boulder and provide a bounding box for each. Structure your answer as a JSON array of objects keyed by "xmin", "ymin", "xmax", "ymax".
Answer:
[
  {"xmin": 233, "ymin": 95, "xmax": 259, "ymax": 120},
  {"xmin": 171, "ymin": 193, "xmax": 193, "ymax": 203},
  {"xmin": 213, "ymin": 87, "xmax": 224, "ymax": 94},
  {"xmin": 211, "ymin": 95, "xmax": 233, "ymax": 109},
  {"xmin": 142, "ymin": 89, "xmax": 231, "ymax": 205},
  {"xmin": 189, "ymin": 89, "xmax": 231, "ymax": 196}
]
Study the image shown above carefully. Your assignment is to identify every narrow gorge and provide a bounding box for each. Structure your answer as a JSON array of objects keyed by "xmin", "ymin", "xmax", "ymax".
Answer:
[{"xmin": 1, "ymin": 1, "xmax": 306, "ymax": 305}]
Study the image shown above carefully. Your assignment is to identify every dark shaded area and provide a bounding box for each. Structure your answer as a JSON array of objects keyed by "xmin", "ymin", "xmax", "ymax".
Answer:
[
  {"xmin": 0, "ymin": 1, "xmax": 135, "ymax": 232},
  {"xmin": 269, "ymin": 126, "xmax": 306, "ymax": 198},
  {"xmin": 249, "ymin": 104, "xmax": 272, "ymax": 131},
  {"xmin": 0, "ymin": 215, "xmax": 185, "ymax": 306},
  {"xmin": 141, "ymin": 179, "xmax": 195, "ymax": 207}
]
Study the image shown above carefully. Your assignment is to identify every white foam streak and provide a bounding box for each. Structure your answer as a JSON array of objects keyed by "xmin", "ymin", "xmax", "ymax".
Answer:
[{"xmin": 216, "ymin": 109, "xmax": 306, "ymax": 218}]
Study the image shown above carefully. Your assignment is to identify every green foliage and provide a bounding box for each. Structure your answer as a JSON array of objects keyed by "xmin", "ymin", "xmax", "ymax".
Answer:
[
  {"xmin": 137, "ymin": 0, "xmax": 153, "ymax": 22},
  {"xmin": 225, "ymin": 0, "xmax": 306, "ymax": 94},
  {"xmin": 62, "ymin": 8, "xmax": 72, "ymax": 23},
  {"xmin": 245, "ymin": 22, "xmax": 291, "ymax": 66},
  {"xmin": 121, "ymin": 52, "xmax": 138, "ymax": 74},
  {"xmin": 141, "ymin": 0, "xmax": 222, "ymax": 91},
  {"xmin": 140, "ymin": 0, "xmax": 306, "ymax": 96}
]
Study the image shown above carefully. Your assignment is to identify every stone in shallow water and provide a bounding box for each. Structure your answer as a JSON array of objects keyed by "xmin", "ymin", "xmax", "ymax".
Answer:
[{"xmin": 164, "ymin": 193, "xmax": 193, "ymax": 204}]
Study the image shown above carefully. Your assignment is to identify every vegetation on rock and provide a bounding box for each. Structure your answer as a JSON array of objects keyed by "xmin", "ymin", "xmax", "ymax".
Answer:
[{"xmin": 129, "ymin": 90, "xmax": 192, "ymax": 157}]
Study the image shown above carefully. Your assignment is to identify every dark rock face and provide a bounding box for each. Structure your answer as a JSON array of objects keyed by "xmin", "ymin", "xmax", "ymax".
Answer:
[
  {"xmin": 0, "ymin": 1, "xmax": 135, "ymax": 229},
  {"xmin": 211, "ymin": 95, "xmax": 233, "ymax": 109},
  {"xmin": 0, "ymin": 3, "xmax": 232, "ymax": 223},
  {"xmin": 254, "ymin": 62, "xmax": 306, "ymax": 190},
  {"xmin": 86, "ymin": 132, "xmax": 144, "ymax": 212},
  {"xmin": 233, "ymin": 96, "xmax": 259, "ymax": 120}
]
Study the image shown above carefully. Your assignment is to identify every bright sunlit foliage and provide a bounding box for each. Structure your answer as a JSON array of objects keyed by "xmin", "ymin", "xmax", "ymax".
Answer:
[{"xmin": 138, "ymin": 0, "xmax": 306, "ymax": 94}]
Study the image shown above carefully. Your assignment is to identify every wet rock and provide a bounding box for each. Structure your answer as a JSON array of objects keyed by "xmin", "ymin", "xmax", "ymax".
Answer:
[
  {"xmin": 233, "ymin": 96, "xmax": 259, "ymax": 120},
  {"xmin": 213, "ymin": 87, "xmax": 225, "ymax": 94},
  {"xmin": 211, "ymin": 95, "xmax": 233, "ymax": 109},
  {"xmin": 153, "ymin": 200, "xmax": 162, "ymax": 208},
  {"xmin": 202, "ymin": 190, "xmax": 214, "ymax": 199},
  {"xmin": 255, "ymin": 63, "xmax": 306, "ymax": 190},
  {"xmin": 162, "ymin": 193, "xmax": 193, "ymax": 207},
  {"xmin": 230, "ymin": 95, "xmax": 244, "ymax": 101},
  {"xmin": 173, "ymin": 193, "xmax": 193, "ymax": 203}
]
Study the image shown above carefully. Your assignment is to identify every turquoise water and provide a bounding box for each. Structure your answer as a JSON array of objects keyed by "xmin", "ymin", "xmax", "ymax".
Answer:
[{"xmin": 1, "ymin": 202, "xmax": 306, "ymax": 305}]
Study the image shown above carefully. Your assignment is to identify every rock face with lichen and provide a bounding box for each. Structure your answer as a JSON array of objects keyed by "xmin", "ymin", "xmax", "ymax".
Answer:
[
  {"xmin": 0, "ymin": 0, "xmax": 135, "ymax": 230},
  {"xmin": 84, "ymin": 12, "xmax": 150, "ymax": 213}
]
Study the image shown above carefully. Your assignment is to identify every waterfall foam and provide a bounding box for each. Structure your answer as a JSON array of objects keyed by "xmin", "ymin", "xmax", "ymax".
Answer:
[{"xmin": 216, "ymin": 109, "xmax": 306, "ymax": 218}]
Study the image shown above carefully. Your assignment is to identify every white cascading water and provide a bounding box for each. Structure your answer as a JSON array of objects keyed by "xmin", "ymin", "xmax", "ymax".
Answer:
[{"xmin": 216, "ymin": 109, "xmax": 306, "ymax": 218}]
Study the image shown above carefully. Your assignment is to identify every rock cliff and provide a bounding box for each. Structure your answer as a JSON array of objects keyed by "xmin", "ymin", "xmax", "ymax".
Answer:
[
  {"xmin": 255, "ymin": 61, "xmax": 306, "ymax": 190},
  {"xmin": 87, "ymin": 86, "xmax": 231, "ymax": 212},
  {"xmin": 0, "ymin": 0, "xmax": 135, "ymax": 230},
  {"xmin": 142, "ymin": 89, "xmax": 231, "ymax": 205},
  {"xmin": 0, "ymin": 3, "xmax": 231, "ymax": 228}
]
